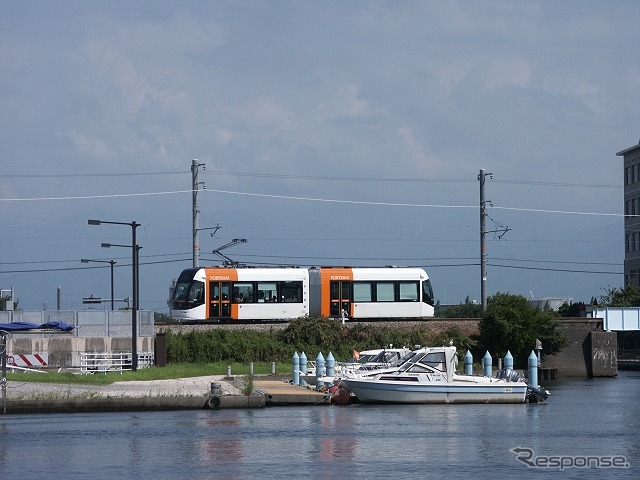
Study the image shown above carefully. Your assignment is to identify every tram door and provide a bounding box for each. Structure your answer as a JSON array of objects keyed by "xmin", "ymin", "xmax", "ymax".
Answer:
[
  {"xmin": 209, "ymin": 281, "xmax": 232, "ymax": 319},
  {"xmin": 330, "ymin": 281, "xmax": 351, "ymax": 318}
]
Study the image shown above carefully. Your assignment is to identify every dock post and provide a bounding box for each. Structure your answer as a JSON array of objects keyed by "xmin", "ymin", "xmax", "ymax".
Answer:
[
  {"xmin": 464, "ymin": 350, "xmax": 473, "ymax": 375},
  {"xmin": 326, "ymin": 352, "xmax": 335, "ymax": 388},
  {"xmin": 299, "ymin": 352, "xmax": 307, "ymax": 385},
  {"xmin": 292, "ymin": 352, "xmax": 299, "ymax": 385},
  {"xmin": 483, "ymin": 351, "xmax": 492, "ymax": 377},
  {"xmin": 528, "ymin": 351, "xmax": 539, "ymax": 388},
  {"xmin": 315, "ymin": 352, "xmax": 325, "ymax": 389},
  {"xmin": 504, "ymin": 351, "xmax": 513, "ymax": 370}
]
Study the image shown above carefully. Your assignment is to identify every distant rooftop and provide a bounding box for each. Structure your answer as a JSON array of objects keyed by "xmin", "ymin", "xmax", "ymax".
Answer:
[{"xmin": 617, "ymin": 140, "xmax": 640, "ymax": 157}]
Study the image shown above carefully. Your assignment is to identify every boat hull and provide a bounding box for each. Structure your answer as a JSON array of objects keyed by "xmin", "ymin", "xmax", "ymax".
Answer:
[{"xmin": 344, "ymin": 378, "xmax": 528, "ymax": 404}]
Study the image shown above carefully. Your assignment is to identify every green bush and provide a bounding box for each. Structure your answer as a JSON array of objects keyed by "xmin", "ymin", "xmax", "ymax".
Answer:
[{"xmin": 164, "ymin": 317, "xmax": 475, "ymax": 364}]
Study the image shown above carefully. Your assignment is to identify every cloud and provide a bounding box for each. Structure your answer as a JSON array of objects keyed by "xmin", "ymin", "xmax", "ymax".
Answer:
[
  {"xmin": 63, "ymin": 130, "xmax": 117, "ymax": 159},
  {"xmin": 318, "ymin": 84, "xmax": 371, "ymax": 119},
  {"xmin": 397, "ymin": 126, "xmax": 445, "ymax": 175}
]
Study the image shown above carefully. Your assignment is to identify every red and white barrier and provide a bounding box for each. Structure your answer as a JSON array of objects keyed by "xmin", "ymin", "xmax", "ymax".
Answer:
[{"xmin": 7, "ymin": 354, "xmax": 48, "ymax": 368}]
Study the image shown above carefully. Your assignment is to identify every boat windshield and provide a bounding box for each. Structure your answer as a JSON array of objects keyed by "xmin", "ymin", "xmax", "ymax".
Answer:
[{"xmin": 396, "ymin": 351, "xmax": 447, "ymax": 373}]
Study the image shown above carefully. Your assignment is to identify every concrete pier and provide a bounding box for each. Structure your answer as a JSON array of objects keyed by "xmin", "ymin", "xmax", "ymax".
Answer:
[{"xmin": 3, "ymin": 375, "xmax": 331, "ymax": 414}]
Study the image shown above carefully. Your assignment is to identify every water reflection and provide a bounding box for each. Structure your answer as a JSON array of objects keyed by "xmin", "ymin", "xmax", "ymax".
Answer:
[{"xmin": 0, "ymin": 372, "xmax": 637, "ymax": 479}]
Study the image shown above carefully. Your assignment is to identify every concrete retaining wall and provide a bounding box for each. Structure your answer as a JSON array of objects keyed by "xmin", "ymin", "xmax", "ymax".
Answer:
[{"xmin": 6, "ymin": 336, "xmax": 154, "ymax": 368}]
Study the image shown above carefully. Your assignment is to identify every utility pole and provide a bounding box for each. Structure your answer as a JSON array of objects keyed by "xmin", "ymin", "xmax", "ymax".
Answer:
[
  {"xmin": 191, "ymin": 159, "xmax": 205, "ymax": 268},
  {"xmin": 479, "ymin": 169, "xmax": 492, "ymax": 312}
]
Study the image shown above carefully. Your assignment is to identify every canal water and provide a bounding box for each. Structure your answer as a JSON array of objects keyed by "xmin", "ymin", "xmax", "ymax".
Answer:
[{"xmin": 1, "ymin": 371, "xmax": 638, "ymax": 479}]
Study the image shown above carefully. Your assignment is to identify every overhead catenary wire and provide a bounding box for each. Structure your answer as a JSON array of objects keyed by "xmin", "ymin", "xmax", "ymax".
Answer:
[
  {"xmin": 1, "ymin": 170, "xmax": 619, "ymax": 188},
  {"xmin": 0, "ymin": 187, "xmax": 628, "ymax": 218}
]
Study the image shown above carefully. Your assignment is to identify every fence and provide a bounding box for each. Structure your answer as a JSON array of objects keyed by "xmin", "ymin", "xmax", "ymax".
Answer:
[
  {"xmin": 593, "ymin": 307, "xmax": 640, "ymax": 331},
  {"xmin": 0, "ymin": 310, "xmax": 155, "ymax": 369},
  {"xmin": 80, "ymin": 352, "xmax": 155, "ymax": 374},
  {"xmin": 0, "ymin": 310, "xmax": 155, "ymax": 337}
]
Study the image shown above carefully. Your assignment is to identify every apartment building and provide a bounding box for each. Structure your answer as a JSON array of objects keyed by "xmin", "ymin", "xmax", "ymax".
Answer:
[{"xmin": 618, "ymin": 140, "xmax": 640, "ymax": 287}]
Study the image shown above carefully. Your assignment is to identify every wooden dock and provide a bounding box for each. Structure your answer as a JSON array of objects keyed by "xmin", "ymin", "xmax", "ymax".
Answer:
[{"xmin": 253, "ymin": 379, "xmax": 331, "ymax": 406}]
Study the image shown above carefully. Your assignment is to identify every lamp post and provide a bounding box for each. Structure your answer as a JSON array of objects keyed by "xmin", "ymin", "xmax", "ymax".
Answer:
[
  {"xmin": 81, "ymin": 259, "xmax": 116, "ymax": 310},
  {"xmin": 88, "ymin": 219, "xmax": 140, "ymax": 371}
]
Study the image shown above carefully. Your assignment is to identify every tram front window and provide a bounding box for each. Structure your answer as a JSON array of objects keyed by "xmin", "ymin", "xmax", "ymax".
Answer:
[
  {"xmin": 172, "ymin": 279, "xmax": 205, "ymax": 309},
  {"xmin": 422, "ymin": 279, "xmax": 434, "ymax": 306}
]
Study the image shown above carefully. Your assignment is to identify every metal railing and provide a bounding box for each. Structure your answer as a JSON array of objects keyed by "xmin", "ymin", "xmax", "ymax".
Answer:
[{"xmin": 80, "ymin": 352, "xmax": 154, "ymax": 374}]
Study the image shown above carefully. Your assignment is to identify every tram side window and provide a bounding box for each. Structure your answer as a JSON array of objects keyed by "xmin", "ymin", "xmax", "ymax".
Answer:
[
  {"xmin": 281, "ymin": 281, "xmax": 302, "ymax": 303},
  {"xmin": 234, "ymin": 283, "xmax": 254, "ymax": 303},
  {"xmin": 258, "ymin": 282, "xmax": 278, "ymax": 302},
  {"xmin": 353, "ymin": 282, "xmax": 373, "ymax": 302},
  {"xmin": 399, "ymin": 282, "xmax": 418, "ymax": 302},
  {"xmin": 376, "ymin": 282, "xmax": 394, "ymax": 302}
]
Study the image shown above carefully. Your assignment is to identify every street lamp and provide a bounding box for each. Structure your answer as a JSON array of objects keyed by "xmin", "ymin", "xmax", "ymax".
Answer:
[
  {"xmin": 80, "ymin": 258, "xmax": 116, "ymax": 310},
  {"xmin": 88, "ymin": 219, "xmax": 140, "ymax": 371}
]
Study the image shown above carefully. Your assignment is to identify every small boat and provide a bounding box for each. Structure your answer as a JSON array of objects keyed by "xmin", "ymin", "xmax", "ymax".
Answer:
[
  {"xmin": 302, "ymin": 347, "xmax": 411, "ymax": 386},
  {"xmin": 338, "ymin": 347, "xmax": 412, "ymax": 378},
  {"xmin": 343, "ymin": 346, "xmax": 545, "ymax": 404}
]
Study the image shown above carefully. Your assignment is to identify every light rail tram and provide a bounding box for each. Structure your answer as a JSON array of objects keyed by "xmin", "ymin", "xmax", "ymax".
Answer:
[{"xmin": 170, "ymin": 266, "xmax": 434, "ymax": 322}]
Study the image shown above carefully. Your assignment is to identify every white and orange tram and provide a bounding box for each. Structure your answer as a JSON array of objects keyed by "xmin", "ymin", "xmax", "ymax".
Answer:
[{"xmin": 170, "ymin": 266, "xmax": 434, "ymax": 322}]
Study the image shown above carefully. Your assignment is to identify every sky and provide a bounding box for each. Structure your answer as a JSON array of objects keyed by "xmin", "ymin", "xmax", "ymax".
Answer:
[{"xmin": 1, "ymin": 1, "xmax": 639, "ymax": 313}]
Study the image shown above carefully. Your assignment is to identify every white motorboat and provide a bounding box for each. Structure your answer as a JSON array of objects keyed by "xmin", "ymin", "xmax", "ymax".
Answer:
[
  {"xmin": 302, "ymin": 347, "xmax": 411, "ymax": 386},
  {"xmin": 343, "ymin": 346, "xmax": 544, "ymax": 404},
  {"xmin": 338, "ymin": 347, "xmax": 412, "ymax": 378}
]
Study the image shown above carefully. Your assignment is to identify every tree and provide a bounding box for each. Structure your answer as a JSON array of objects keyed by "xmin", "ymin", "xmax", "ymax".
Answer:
[
  {"xmin": 557, "ymin": 301, "xmax": 586, "ymax": 317},
  {"xmin": 478, "ymin": 292, "xmax": 567, "ymax": 368},
  {"xmin": 598, "ymin": 285, "xmax": 640, "ymax": 307}
]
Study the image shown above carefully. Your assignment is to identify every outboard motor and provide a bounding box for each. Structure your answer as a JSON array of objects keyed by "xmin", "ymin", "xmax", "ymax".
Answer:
[
  {"xmin": 496, "ymin": 368, "xmax": 550, "ymax": 403},
  {"xmin": 496, "ymin": 367, "xmax": 526, "ymax": 383},
  {"xmin": 526, "ymin": 384, "xmax": 550, "ymax": 403}
]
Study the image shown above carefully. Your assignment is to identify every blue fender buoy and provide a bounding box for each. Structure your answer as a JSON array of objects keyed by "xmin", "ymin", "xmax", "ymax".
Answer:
[
  {"xmin": 483, "ymin": 351, "xmax": 492, "ymax": 377},
  {"xmin": 292, "ymin": 352, "xmax": 299, "ymax": 385},
  {"xmin": 528, "ymin": 351, "xmax": 539, "ymax": 388},
  {"xmin": 464, "ymin": 350, "xmax": 473, "ymax": 375},
  {"xmin": 315, "ymin": 352, "xmax": 325, "ymax": 388},
  {"xmin": 504, "ymin": 350, "xmax": 513, "ymax": 370},
  {"xmin": 299, "ymin": 352, "xmax": 307, "ymax": 385},
  {"xmin": 326, "ymin": 352, "xmax": 335, "ymax": 388}
]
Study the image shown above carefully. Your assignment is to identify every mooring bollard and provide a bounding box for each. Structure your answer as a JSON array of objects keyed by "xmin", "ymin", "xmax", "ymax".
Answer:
[
  {"xmin": 464, "ymin": 350, "xmax": 473, "ymax": 375},
  {"xmin": 315, "ymin": 352, "xmax": 325, "ymax": 388},
  {"xmin": 299, "ymin": 352, "xmax": 307, "ymax": 385},
  {"xmin": 211, "ymin": 382, "xmax": 222, "ymax": 395},
  {"xmin": 326, "ymin": 352, "xmax": 335, "ymax": 388},
  {"xmin": 504, "ymin": 351, "xmax": 514, "ymax": 370},
  {"xmin": 271, "ymin": 361, "xmax": 276, "ymax": 375},
  {"xmin": 528, "ymin": 351, "xmax": 539, "ymax": 388},
  {"xmin": 249, "ymin": 362, "xmax": 254, "ymax": 375},
  {"xmin": 227, "ymin": 365, "xmax": 232, "ymax": 378},
  {"xmin": 483, "ymin": 351, "xmax": 492, "ymax": 377},
  {"xmin": 292, "ymin": 352, "xmax": 299, "ymax": 385}
]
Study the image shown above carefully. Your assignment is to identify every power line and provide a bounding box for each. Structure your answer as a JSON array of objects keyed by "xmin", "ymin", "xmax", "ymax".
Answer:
[
  {"xmin": 487, "ymin": 263, "xmax": 620, "ymax": 275},
  {"xmin": 0, "ymin": 257, "xmax": 191, "ymax": 274},
  {"xmin": 0, "ymin": 169, "xmax": 619, "ymax": 188},
  {"xmin": 0, "ymin": 172, "xmax": 187, "ymax": 178}
]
